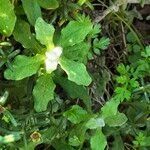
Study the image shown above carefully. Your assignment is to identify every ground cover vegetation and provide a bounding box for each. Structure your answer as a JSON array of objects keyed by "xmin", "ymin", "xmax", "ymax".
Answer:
[{"xmin": 0, "ymin": 0, "xmax": 150, "ymax": 149}]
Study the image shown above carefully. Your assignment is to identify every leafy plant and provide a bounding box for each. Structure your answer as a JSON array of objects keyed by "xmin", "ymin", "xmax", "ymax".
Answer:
[{"xmin": 0, "ymin": 0, "xmax": 149, "ymax": 150}]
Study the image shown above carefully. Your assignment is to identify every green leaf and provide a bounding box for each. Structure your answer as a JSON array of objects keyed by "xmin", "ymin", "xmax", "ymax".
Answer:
[
  {"xmin": 69, "ymin": 123, "xmax": 87, "ymax": 146},
  {"xmin": 22, "ymin": 0, "xmax": 41, "ymax": 26},
  {"xmin": 115, "ymin": 87, "xmax": 131, "ymax": 101},
  {"xmin": 35, "ymin": 17, "xmax": 55, "ymax": 48},
  {"xmin": 60, "ymin": 18, "xmax": 93, "ymax": 47},
  {"xmin": 52, "ymin": 139, "xmax": 75, "ymax": 150},
  {"xmin": 13, "ymin": 20, "xmax": 42, "ymax": 51},
  {"xmin": 4, "ymin": 55, "xmax": 43, "ymax": 80},
  {"xmin": 141, "ymin": 45, "xmax": 150, "ymax": 58},
  {"xmin": 54, "ymin": 75, "xmax": 92, "ymax": 111},
  {"xmin": 37, "ymin": 0, "xmax": 59, "ymax": 9},
  {"xmin": 86, "ymin": 118, "xmax": 105, "ymax": 129},
  {"xmin": 0, "ymin": 0, "xmax": 16, "ymax": 36},
  {"xmin": 93, "ymin": 37, "xmax": 110, "ymax": 50},
  {"xmin": 116, "ymin": 75, "xmax": 128, "ymax": 84},
  {"xmin": 112, "ymin": 135, "xmax": 124, "ymax": 150},
  {"xmin": 90, "ymin": 129, "xmax": 107, "ymax": 150},
  {"xmin": 126, "ymin": 32, "xmax": 136, "ymax": 43},
  {"xmin": 63, "ymin": 42, "xmax": 90, "ymax": 62},
  {"xmin": 101, "ymin": 99, "xmax": 120, "ymax": 118},
  {"xmin": 63, "ymin": 105, "xmax": 88, "ymax": 124},
  {"xmin": 59, "ymin": 57, "xmax": 92, "ymax": 86},
  {"xmin": 89, "ymin": 24, "xmax": 101, "ymax": 38},
  {"xmin": 33, "ymin": 74, "xmax": 56, "ymax": 112},
  {"xmin": 117, "ymin": 64, "xmax": 127, "ymax": 75},
  {"xmin": 105, "ymin": 112, "xmax": 128, "ymax": 127},
  {"xmin": 134, "ymin": 133, "xmax": 150, "ymax": 147}
]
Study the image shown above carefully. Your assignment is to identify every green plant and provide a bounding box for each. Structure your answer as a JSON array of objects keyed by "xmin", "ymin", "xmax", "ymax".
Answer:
[{"xmin": 0, "ymin": 0, "xmax": 149, "ymax": 150}]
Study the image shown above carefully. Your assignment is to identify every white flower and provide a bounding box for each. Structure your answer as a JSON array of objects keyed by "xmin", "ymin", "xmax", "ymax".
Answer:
[{"xmin": 45, "ymin": 46, "xmax": 62, "ymax": 73}]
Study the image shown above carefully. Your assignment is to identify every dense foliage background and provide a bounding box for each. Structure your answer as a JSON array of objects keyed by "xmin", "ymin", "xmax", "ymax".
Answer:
[{"xmin": 0, "ymin": 0, "xmax": 150, "ymax": 149}]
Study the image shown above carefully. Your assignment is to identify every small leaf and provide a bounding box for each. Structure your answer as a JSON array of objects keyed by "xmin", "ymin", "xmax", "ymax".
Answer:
[
  {"xmin": 4, "ymin": 55, "xmax": 43, "ymax": 80},
  {"xmin": 33, "ymin": 74, "xmax": 56, "ymax": 112},
  {"xmin": 37, "ymin": 0, "xmax": 59, "ymax": 9},
  {"xmin": 90, "ymin": 129, "xmax": 107, "ymax": 150},
  {"xmin": 22, "ymin": 0, "xmax": 41, "ymax": 26},
  {"xmin": 13, "ymin": 20, "xmax": 42, "ymax": 51},
  {"xmin": 60, "ymin": 18, "xmax": 93, "ymax": 47},
  {"xmin": 117, "ymin": 64, "xmax": 127, "ymax": 75},
  {"xmin": 0, "ymin": 0, "xmax": 16, "ymax": 36},
  {"xmin": 116, "ymin": 75, "xmax": 128, "ymax": 84},
  {"xmin": 115, "ymin": 87, "xmax": 131, "ymax": 101},
  {"xmin": 63, "ymin": 105, "xmax": 88, "ymax": 124},
  {"xmin": 86, "ymin": 118, "xmax": 105, "ymax": 129},
  {"xmin": 126, "ymin": 32, "xmax": 136, "ymax": 43},
  {"xmin": 35, "ymin": 17, "xmax": 55, "ymax": 48},
  {"xmin": 59, "ymin": 57, "xmax": 92, "ymax": 86},
  {"xmin": 94, "ymin": 37, "xmax": 110, "ymax": 50},
  {"xmin": 105, "ymin": 112, "xmax": 128, "ymax": 127}
]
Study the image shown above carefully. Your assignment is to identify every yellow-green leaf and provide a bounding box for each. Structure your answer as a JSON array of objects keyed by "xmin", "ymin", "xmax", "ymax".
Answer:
[
  {"xmin": 35, "ymin": 17, "xmax": 55, "ymax": 49},
  {"xmin": 0, "ymin": 0, "xmax": 16, "ymax": 36},
  {"xmin": 90, "ymin": 129, "xmax": 107, "ymax": 150},
  {"xmin": 59, "ymin": 57, "xmax": 92, "ymax": 86},
  {"xmin": 4, "ymin": 55, "xmax": 43, "ymax": 80}
]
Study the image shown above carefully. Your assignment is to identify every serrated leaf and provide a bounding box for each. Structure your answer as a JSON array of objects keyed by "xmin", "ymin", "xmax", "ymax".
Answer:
[
  {"xmin": 105, "ymin": 112, "xmax": 128, "ymax": 127},
  {"xmin": 94, "ymin": 37, "xmax": 110, "ymax": 50},
  {"xmin": 22, "ymin": 0, "xmax": 41, "ymax": 26},
  {"xmin": 60, "ymin": 19, "xmax": 93, "ymax": 47},
  {"xmin": 33, "ymin": 74, "xmax": 56, "ymax": 112},
  {"xmin": 4, "ymin": 55, "xmax": 43, "ymax": 80},
  {"xmin": 89, "ymin": 24, "xmax": 101, "ymax": 38},
  {"xmin": 37, "ymin": 0, "xmax": 59, "ymax": 9},
  {"xmin": 63, "ymin": 42, "xmax": 90, "ymax": 62},
  {"xmin": 0, "ymin": 0, "xmax": 16, "ymax": 36},
  {"xmin": 115, "ymin": 87, "xmax": 131, "ymax": 101},
  {"xmin": 116, "ymin": 64, "xmax": 127, "ymax": 75},
  {"xmin": 13, "ymin": 20, "xmax": 42, "ymax": 51},
  {"xmin": 90, "ymin": 129, "xmax": 107, "ymax": 150},
  {"xmin": 116, "ymin": 75, "xmax": 127, "ymax": 84},
  {"xmin": 63, "ymin": 105, "xmax": 88, "ymax": 124},
  {"xmin": 35, "ymin": 17, "xmax": 55, "ymax": 48},
  {"xmin": 59, "ymin": 57, "xmax": 92, "ymax": 86},
  {"xmin": 86, "ymin": 118, "xmax": 105, "ymax": 129}
]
